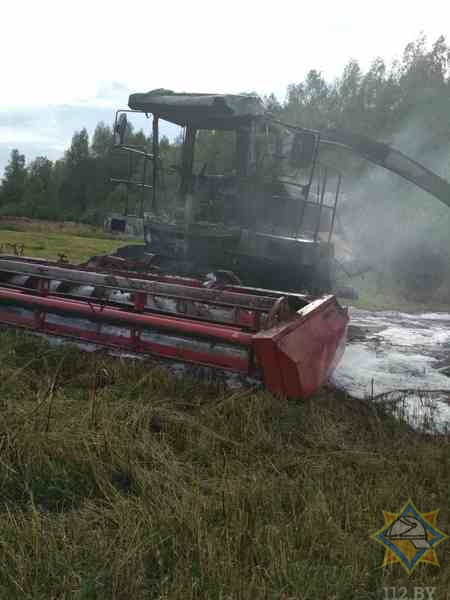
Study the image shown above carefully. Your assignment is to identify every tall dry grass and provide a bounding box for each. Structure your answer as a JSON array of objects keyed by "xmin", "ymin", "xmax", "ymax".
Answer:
[{"xmin": 0, "ymin": 329, "xmax": 448, "ymax": 599}]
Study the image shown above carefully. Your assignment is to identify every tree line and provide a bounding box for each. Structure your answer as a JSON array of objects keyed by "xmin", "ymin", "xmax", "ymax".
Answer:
[{"xmin": 1, "ymin": 34, "xmax": 449, "ymax": 227}]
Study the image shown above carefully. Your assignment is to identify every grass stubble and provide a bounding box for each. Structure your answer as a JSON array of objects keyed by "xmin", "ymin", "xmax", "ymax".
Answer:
[{"xmin": 0, "ymin": 328, "xmax": 448, "ymax": 599}]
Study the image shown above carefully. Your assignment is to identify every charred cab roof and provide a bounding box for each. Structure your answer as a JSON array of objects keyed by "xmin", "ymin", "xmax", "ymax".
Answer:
[{"xmin": 128, "ymin": 90, "xmax": 266, "ymax": 130}]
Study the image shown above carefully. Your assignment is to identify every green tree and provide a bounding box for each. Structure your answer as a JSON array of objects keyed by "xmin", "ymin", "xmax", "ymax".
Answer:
[
  {"xmin": 91, "ymin": 122, "xmax": 112, "ymax": 159},
  {"xmin": 22, "ymin": 156, "xmax": 53, "ymax": 217},
  {"xmin": 0, "ymin": 149, "xmax": 27, "ymax": 210},
  {"xmin": 285, "ymin": 69, "xmax": 334, "ymax": 129},
  {"xmin": 61, "ymin": 129, "xmax": 92, "ymax": 218}
]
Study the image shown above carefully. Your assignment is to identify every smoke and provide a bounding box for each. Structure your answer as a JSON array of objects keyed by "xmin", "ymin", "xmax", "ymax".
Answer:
[{"xmin": 334, "ymin": 112, "xmax": 450, "ymax": 301}]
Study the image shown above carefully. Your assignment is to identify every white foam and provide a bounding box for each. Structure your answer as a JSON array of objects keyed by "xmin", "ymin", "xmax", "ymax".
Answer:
[{"xmin": 332, "ymin": 308, "xmax": 450, "ymax": 432}]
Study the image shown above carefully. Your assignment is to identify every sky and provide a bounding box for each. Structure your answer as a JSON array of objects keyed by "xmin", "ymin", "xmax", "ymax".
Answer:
[{"xmin": 1, "ymin": 0, "xmax": 449, "ymax": 175}]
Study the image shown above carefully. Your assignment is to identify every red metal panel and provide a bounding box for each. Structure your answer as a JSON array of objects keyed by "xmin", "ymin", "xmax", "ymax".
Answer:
[
  {"xmin": 253, "ymin": 296, "xmax": 348, "ymax": 397},
  {"xmin": 0, "ymin": 289, "xmax": 253, "ymax": 347},
  {"xmin": 0, "ymin": 309, "xmax": 250, "ymax": 373}
]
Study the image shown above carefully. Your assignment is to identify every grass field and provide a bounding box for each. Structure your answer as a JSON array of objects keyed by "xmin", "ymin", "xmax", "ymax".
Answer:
[
  {"xmin": 0, "ymin": 219, "xmax": 449, "ymax": 599},
  {"xmin": 0, "ymin": 218, "xmax": 125, "ymax": 264},
  {"xmin": 335, "ymin": 265, "xmax": 450, "ymax": 313}
]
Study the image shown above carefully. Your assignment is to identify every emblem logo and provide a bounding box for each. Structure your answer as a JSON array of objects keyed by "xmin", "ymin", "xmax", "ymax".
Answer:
[{"xmin": 371, "ymin": 499, "xmax": 448, "ymax": 575}]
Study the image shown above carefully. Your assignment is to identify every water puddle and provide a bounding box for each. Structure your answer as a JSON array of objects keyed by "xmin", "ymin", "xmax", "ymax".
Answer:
[{"xmin": 331, "ymin": 308, "xmax": 450, "ymax": 432}]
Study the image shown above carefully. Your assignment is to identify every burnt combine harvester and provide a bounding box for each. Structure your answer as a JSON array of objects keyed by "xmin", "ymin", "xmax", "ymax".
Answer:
[
  {"xmin": 108, "ymin": 92, "xmax": 343, "ymax": 294},
  {"xmin": 1, "ymin": 91, "xmax": 449, "ymax": 398}
]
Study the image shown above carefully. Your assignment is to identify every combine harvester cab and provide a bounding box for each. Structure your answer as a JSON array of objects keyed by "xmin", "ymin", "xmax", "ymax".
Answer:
[
  {"xmin": 0, "ymin": 256, "xmax": 348, "ymax": 398},
  {"xmin": 106, "ymin": 91, "xmax": 344, "ymax": 295}
]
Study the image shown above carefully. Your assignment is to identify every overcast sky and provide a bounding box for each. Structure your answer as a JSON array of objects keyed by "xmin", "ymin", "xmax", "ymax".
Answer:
[{"xmin": 1, "ymin": 0, "xmax": 449, "ymax": 175}]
